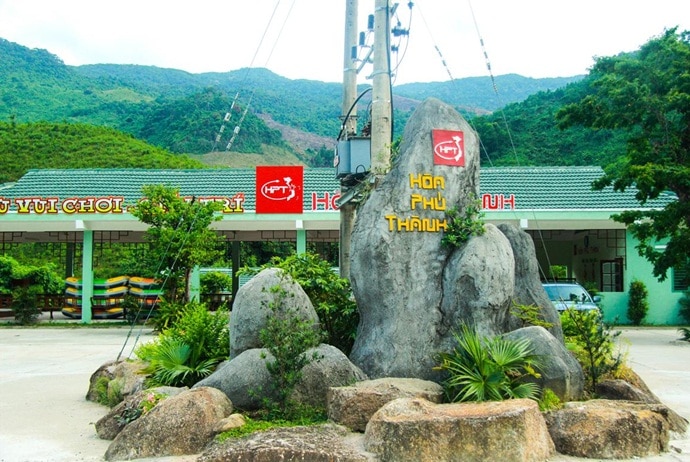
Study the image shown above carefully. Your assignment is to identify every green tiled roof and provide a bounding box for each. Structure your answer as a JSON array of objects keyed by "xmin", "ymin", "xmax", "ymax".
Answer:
[
  {"xmin": 0, "ymin": 166, "xmax": 676, "ymax": 212},
  {"xmin": 479, "ymin": 166, "xmax": 675, "ymax": 210}
]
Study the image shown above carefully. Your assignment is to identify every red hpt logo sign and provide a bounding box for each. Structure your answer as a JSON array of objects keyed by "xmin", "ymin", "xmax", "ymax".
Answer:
[
  {"xmin": 255, "ymin": 166, "xmax": 304, "ymax": 213},
  {"xmin": 432, "ymin": 129, "xmax": 465, "ymax": 166}
]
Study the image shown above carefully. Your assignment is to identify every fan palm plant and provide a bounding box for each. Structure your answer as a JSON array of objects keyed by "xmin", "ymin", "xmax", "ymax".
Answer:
[
  {"xmin": 141, "ymin": 337, "xmax": 219, "ymax": 388},
  {"xmin": 435, "ymin": 323, "xmax": 541, "ymax": 402}
]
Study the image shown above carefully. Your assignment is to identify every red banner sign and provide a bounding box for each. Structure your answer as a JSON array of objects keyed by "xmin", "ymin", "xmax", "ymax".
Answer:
[
  {"xmin": 255, "ymin": 166, "xmax": 304, "ymax": 213},
  {"xmin": 432, "ymin": 129, "xmax": 465, "ymax": 167}
]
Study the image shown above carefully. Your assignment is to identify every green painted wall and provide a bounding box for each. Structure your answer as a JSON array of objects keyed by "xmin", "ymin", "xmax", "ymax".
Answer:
[{"xmin": 602, "ymin": 230, "xmax": 684, "ymax": 325}]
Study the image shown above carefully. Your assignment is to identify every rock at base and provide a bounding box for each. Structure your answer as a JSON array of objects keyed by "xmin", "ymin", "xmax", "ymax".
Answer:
[
  {"xmin": 364, "ymin": 397, "xmax": 554, "ymax": 462},
  {"xmin": 544, "ymin": 399, "xmax": 670, "ymax": 459}
]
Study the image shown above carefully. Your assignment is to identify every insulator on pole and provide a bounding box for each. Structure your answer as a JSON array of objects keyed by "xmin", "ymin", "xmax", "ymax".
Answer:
[
  {"xmin": 219, "ymin": 125, "xmax": 225, "ymax": 133},
  {"xmin": 233, "ymin": 126, "xmax": 240, "ymax": 135},
  {"xmin": 224, "ymin": 113, "xmax": 231, "ymax": 122},
  {"xmin": 215, "ymin": 134, "xmax": 222, "ymax": 143},
  {"xmin": 367, "ymin": 14, "xmax": 374, "ymax": 31}
]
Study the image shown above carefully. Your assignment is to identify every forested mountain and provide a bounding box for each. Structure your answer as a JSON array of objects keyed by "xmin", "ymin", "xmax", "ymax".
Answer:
[
  {"xmin": 471, "ymin": 79, "xmax": 630, "ymax": 167},
  {"xmin": 0, "ymin": 37, "xmax": 589, "ymax": 167}
]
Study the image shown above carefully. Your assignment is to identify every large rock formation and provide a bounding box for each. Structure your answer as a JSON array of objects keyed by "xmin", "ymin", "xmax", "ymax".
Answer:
[
  {"xmin": 349, "ymin": 97, "xmax": 564, "ymax": 380},
  {"xmin": 198, "ymin": 265, "xmax": 369, "ymax": 411}
]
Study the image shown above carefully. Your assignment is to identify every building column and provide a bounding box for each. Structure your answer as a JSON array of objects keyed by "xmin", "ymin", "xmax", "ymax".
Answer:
[
  {"xmin": 81, "ymin": 230, "xmax": 94, "ymax": 324},
  {"xmin": 296, "ymin": 229, "xmax": 307, "ymax": 255},
  {"xmin": 190, "ymin": 266, "xmax": 201, "ymax": 302}
]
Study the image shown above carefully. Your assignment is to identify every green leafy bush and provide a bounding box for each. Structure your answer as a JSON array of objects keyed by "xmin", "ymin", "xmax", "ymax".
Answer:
[
  {"xmin": 201, "ymin": 271, "xmax": 233, "ymax": 295},
  {"xmin": 165, "ymin": 301, "xmax": 230, "ymax": 362},
  {"xmin": 10, "ymin": 287, "xmax": 42, "ymax": 325},
  {"xmin": 678, "ymin": 327, "xmax": 690, "ymax": 342},
  {"xmin": 678, "ymin": 290, "xmax": 690, "ymax": 325},
  {"xmin": 627, "ymin": 279, "xmax": 649, "ymax": 325},
  {"xmin": 258, "ymin": 284, "xmax": 324, "ymax": 419},
  {"xmin": 434, "ymin": 323, "xmax": 541, "ymax": 402},
  {"xmin": 561, "ymin": 308, "xmax": 621, "ymax": 393},
  {"xmin": 538, "ymin": 388, "xmax": 562, "ymax": 411},
  {"xmin": 510, "ymin": 300, "xmax": 554, "ymax": 329},
  {"xmin": 0, "ymin": 255, "xmax": 63, "ymax": 324}
]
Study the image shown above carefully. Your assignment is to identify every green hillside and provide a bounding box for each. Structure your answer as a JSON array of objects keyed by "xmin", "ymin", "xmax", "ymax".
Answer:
[{"xmin": 0, "ymin": 121, "xmax": 204, "ymax": 183}]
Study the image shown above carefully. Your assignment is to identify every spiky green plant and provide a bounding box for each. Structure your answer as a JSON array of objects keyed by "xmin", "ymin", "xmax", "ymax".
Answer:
[
  {"xmin": 140, "ymin": 337, "xmax": 219, "ymax": 388},
  {"xmin": 434, "ymin": 323, "xmax": 541, "ymax": 402}
]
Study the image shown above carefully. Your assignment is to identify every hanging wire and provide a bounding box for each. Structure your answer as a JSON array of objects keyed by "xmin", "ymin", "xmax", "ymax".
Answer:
[
  {"xmin": 212, "ymin": 0, "xmax": 296, "ymax": 152},
  {"xmin": 415, "ymin": 0, "xmax": 557, "ymax": 282},
  {"xmin": 466, "ymin": 0, "xmax": 556, "ymax": 281},
  {"xmin": 116, "ymin": 197, "xmax": 206, "ymax": 361},
  {"xmin": 117, "ymin": 2, "xmax": 300, "ymax": 359}
]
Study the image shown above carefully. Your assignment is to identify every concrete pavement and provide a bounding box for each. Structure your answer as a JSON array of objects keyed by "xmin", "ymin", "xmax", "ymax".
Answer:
[{"xmin": 0, "ymin": 325, "xmax": 688, "ymax": 462}]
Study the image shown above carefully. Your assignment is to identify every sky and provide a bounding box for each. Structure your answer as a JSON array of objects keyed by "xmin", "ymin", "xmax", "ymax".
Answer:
[{"xmin": 1, "ymin": 0, "xmax": 689, "ymax": 85}]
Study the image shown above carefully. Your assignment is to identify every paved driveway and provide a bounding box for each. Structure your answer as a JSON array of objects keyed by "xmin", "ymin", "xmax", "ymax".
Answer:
[{"xmin": 0, "ymin": 326, "xmax": 688, "ymax": 462}]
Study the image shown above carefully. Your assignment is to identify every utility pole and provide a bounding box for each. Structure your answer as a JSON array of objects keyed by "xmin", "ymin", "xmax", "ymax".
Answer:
[
  {"xmin": 370, "ymin": 0, "xmax": 393, "ymax": 181},
  {"xmin": 339, "ymin": 0, "xmax": 393, "ymax": 280},
  {"xmin": 339, "ymin": 0, "xmax": 359, "ymax": 281}
]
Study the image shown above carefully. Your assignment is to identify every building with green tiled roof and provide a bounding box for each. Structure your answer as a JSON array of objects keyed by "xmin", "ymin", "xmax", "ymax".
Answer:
[{"xmin": 0, "ymin": 166, "xmax": 683, "ymax": 325}]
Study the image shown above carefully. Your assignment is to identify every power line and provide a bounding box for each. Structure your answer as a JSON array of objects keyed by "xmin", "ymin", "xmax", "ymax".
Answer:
[{"xmin": 212, "ymin": 0, "xmax": 296, "ymax": 152}]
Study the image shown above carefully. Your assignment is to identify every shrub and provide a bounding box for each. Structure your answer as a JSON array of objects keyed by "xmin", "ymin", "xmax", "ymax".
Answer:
[
  {"xmin": 434, "ymin": 323, "xmax": 541, "ymax": 402},
  {"xmin": 165, "ymin": 301, "xmax": 229, "ymax": 362},
  {"xmin": 10, "ymin": 286, "xmax": 42, "ymax": 325},
  {"xmin": 561, "ymin": 308, "xmax": 621, "ymax": 393},
  {"xmin": 678, "ymin": 290, "xmax": 690, "ymax": 324},
  {"xmin": 538, "ymin": 388, "xmax": 562, "ymax": 411},
  {"xmin": 201, "ymin": 271, "xmax": 233, "ymax": 295},
  {"xmin": 510, "ymin": 299, "xmax": 554, "ymax": 329},
  {"xmin": 258, "ymin": 284, "xmax": 325, "ymax": 419},
  {"xmin": 679, "ymin": 327, "xmax": 690, "ymax": 342},
  {"xmin": 627, "ymin": 279, "xmax": 649, "ymax": 325}
]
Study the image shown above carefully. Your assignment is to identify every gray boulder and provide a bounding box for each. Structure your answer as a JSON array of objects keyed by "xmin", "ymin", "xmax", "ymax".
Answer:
[
  {"xmin": 104, "ymin": 386, "xmax": 233, "ymax": 461},
  {"xmin": 328, "ymin": 377, "xmax": 444, "ymax": 432},
  {"xmin": 349, "ymin": 98, "xmax": 566, "ymax": 381},
  {"xmin": 194, "ymin": 348, "xmax": 276, "ymax": 411},
  {"xmin": 95, "ymin": 386, "xmax": 187, "ymax": 440},
  {"xmin": 439, "ymin": 223, "xmax": 515, "ymax": 343},
  {"xmin": 502, "ymin": 326, "xmax": 584, "ymax": 402},
  {"xmin": 290, "ymin": 344, "xmax": 368, "ymax": 408},
  {"xmin": 229, "ymin": 267, "xmax": 319, "ymax": 358},
  {"xmin": 86, "ymin": 360, "xmax": 146, "ymax": 404},
  {"xmin": 196, "ymin": 344, "xmax": 367, "ymax": 412},
  {"xmin": 497, "ymin": 223, "xmax": 564, "ymax": 342},
  {"xmin": 364, "ymin": 397, "xmax": 554, "ymax": 462},
  {"xmin": 596, "ymin": 378, "xmax": 688, "ymax": 435}
]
